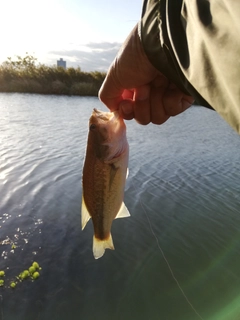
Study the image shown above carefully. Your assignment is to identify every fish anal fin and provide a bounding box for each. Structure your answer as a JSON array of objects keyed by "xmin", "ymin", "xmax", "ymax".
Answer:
[
  {"xmin": 115, "ymin": 202, "xmax": 130, "ymax": 219},
  {"xmin": 93, "ymin": 234, "xmax": 114, "ymax": 259},
  {"xmin": 81, "ymin": 196, "xmax": 91, "ymax": 230}
]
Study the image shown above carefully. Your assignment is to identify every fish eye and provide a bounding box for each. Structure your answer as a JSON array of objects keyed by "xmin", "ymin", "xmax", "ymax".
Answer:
[{"xmin": 90, "ymin": 124, "xmax": 96, "ymax": 131}]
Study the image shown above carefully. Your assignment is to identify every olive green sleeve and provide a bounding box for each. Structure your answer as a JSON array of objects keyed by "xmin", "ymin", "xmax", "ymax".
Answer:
[{"xmin": 140, "ymin": 0, "xmax": 240, "ymax": 133}]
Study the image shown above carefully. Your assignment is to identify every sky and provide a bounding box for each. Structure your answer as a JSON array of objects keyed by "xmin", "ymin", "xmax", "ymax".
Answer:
[{"xmin": 0, "ymin": 0, "xmax": 142, "ymax": 72}]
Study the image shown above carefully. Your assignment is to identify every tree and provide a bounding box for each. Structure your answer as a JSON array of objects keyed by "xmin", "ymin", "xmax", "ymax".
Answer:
[{"xmin": 3, "ymin": 53, "xmax": 37, "ymax": 71}]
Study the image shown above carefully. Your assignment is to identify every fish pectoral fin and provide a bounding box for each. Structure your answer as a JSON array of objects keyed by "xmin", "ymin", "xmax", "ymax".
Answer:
[
  {"xmin": 81, "ymin": 196, "xmax": 91, "ymax": 230},
  {"xmin": 93, "ymin": 234, "xmax": 114, "ymax": 259},
  {"xmin": 115, "ymin": 202, "xmax": 130, "ymax": 219}
]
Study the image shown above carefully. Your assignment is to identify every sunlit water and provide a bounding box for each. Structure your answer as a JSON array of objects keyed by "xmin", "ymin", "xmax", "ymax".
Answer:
[{"xmin": 0, "ymin": 93, "xmax": 240, "ymax": 320}]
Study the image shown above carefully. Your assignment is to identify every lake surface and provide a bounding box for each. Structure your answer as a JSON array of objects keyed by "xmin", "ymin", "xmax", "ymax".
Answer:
[{"xmin": 0, "ymin": 93, "xmax": 240, "ymax": 320}]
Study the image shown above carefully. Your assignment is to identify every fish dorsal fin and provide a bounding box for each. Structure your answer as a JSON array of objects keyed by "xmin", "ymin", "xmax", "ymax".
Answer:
[
  {"xmin": 115, "ymin": 202, "xmax": 130, "ymax": 219},
  {"xmin": 93, "ymin": 234, "xmax": 114, "ymax": 259},
  {"xmin": 81, "ymin": 196, "xmax": 91, "ymax": 230}
]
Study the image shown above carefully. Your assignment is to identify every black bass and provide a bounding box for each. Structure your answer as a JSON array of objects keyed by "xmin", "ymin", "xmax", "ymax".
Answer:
[{"xmin": 82, "ymin": 108, "xmax": 130, "ymax": 259}]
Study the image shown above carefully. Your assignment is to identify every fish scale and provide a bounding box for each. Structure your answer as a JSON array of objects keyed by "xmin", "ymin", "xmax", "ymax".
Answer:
[{"xmin": 81, "ymin": 108, "xmax": 130, "ymax": 259}]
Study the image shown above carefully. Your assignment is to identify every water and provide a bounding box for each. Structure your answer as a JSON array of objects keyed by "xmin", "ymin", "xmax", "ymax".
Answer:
[{"xmin": 0, "ymin": 93, "xmax": 240, "ymax": 320}]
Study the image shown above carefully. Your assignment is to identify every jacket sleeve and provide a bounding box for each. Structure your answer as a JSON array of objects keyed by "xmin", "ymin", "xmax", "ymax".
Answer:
[{"xmin": 140, "ymin": 0, "xmax": 240, "ymax": 133}]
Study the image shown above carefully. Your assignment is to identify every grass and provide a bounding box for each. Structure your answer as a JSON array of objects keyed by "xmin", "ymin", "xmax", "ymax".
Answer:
[{"xmin": 0, "ymin": 54, "xmax": 106, "ymax": 96}]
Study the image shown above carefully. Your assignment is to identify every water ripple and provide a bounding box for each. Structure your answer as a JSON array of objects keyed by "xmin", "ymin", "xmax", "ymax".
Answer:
[{"xmin": 0, "ymin": 95, "xmax": 240, "ymax": 320}]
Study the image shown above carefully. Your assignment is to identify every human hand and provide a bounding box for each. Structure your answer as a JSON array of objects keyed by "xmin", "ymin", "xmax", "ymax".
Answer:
[{"xmin": 99, "ymin": 24, "xmax": 194, "ymax": 125}]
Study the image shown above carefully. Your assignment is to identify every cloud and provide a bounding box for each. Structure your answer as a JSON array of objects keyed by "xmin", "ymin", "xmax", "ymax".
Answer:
[
  {"xmin": 86, "ymin": 42, "xmax": 120, "ymax": 50},
  {"xmin": 48, "ymin": 42, "xmax": 122, "ymax": 72}
]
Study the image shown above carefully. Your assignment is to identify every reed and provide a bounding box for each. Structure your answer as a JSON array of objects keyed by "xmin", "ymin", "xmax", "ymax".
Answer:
[{"xmin": 0, "ymin": 54, "xmax": 106, "ymax": 96}]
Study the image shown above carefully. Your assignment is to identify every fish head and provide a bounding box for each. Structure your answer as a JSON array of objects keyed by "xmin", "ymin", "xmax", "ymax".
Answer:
[{"xmin": 88, "ymin": 108, "xmax": 127, "ymax": 160}]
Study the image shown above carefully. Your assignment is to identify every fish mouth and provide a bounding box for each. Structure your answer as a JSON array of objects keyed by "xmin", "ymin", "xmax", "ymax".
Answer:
[
  {"xmin": 92, "ymin": 108, "xmax": 110, "ymax": 121},
  {"xmin": 92, "ymin": 108, "xmax": 120, "ymax": 122},
  {"xmin": 113, "ymin": 110, "xmax": 120, "ymax": 119}
]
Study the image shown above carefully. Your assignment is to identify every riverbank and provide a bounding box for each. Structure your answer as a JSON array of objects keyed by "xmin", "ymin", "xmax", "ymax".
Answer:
[{"xmin": 0, "ymin": 55, "xmax": 106, "ymax": 96}]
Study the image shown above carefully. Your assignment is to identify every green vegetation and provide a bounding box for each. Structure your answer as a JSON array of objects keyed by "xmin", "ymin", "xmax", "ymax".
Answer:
[
  {"xmin": 19, "ymin": 270, "xmax": 30, "ymax": 280},
  {"xmin": 0, "ymin": 261, "xmax": 42, "ymax": 289},
  {"xmin": 0, "ymin": 54, "xmax": 106, "ymax": 96},
  {"xmin": 29, "ymin": 266, "xmax": 36, "ymax": 274},
  {"xmin": 32, "ymin": 272, "xmax": 40, "ymax": 279},
  {"xmin": 0, "ymin": 271, "xmax": 5, "ymax": 277}
]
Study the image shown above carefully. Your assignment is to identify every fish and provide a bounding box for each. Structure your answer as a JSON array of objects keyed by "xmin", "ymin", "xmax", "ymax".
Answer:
[{"xmin": 81, "ymin": 108, "xmax": 130, "ymax": 259}]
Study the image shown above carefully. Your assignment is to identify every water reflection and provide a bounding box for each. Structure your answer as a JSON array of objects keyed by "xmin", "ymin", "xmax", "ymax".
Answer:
[{"xmin": 0, "ymin": 93, "xmax": 239, "ymax": 320}]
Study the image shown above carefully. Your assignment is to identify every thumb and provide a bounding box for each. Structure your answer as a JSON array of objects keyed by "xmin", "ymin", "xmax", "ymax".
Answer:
[{"xmin": 98, "ymin": 60, "xmax": 125, "ymax": 112}]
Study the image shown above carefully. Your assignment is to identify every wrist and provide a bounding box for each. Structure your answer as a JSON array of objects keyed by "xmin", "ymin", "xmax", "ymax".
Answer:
[{"xmin": 114, "ymin": 23, "xmax": 158, "ymax": 89}]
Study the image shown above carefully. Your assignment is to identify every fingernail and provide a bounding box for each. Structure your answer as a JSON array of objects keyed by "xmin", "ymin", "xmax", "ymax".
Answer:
[
  {"xmin": 185, "ymin": 97, "xmax": 194, "ymax": 105},
  {"xmin": 181, "ymin": 99, "xmax": 192, "ymax": 110},
  {"xmin": 119, "ymin": 100, "xmax": 133, "ymax": 114}
]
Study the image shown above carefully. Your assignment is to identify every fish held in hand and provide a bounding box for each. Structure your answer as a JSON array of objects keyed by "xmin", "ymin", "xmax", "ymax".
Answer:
[{"xmin": 82, "ymin": 108, "xmax": 130, "ymax": 259}]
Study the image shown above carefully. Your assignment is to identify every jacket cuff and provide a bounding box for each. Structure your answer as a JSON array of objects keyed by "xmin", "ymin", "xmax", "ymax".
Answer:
[{"xmin": 140, "ymin": 0, "xmax": 213, "ymax": 109}]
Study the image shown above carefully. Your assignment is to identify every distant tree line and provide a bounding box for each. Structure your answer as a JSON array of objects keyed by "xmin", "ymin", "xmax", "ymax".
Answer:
[{"xmin": 0, "ymin": 54, "xmax": 106, "ymax": 96}]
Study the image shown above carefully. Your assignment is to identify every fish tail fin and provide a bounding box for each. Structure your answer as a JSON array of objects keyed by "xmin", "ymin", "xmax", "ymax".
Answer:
[{"xmin": 93, "ymin": 234, "xmax": 114, "ymax": 259}]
